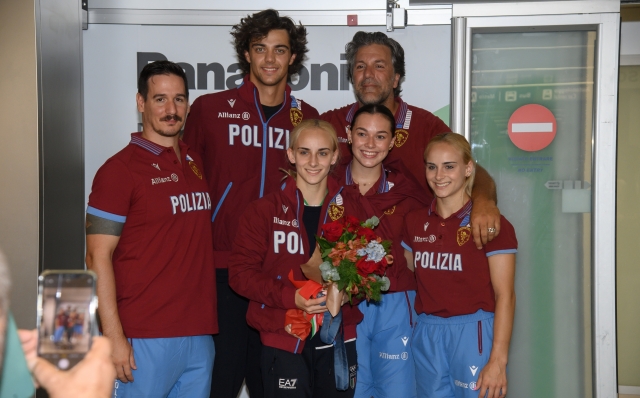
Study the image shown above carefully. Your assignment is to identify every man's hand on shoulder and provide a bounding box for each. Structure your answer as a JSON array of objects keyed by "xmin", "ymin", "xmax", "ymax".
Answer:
[{"xmin": 470, "ymin": 197, "xmax": 501, "ymax": 249}]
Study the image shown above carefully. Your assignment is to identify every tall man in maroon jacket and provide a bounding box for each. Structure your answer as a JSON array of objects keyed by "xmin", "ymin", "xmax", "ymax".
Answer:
[
  {"xmin": 321, "ymin": 31, "xmax": 501, "ymax": 247},
  {"xmin": 182, "ymin": 9, "xmax": 319, "ymax": 398}
]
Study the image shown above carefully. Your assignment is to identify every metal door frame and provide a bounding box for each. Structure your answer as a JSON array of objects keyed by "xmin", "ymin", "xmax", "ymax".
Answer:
[{"xmin": 450, "ymin": 3, "xmax": 620, "ymax": 397}]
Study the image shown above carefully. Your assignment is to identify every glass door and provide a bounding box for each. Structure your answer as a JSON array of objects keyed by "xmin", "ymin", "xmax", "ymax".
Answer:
[
  {"xmin": 472, "ymin": 28, "xmax": 594, "ymax": 398},
  {"xmin": 451, "ymin": 7, "xmax": 619, "ymax": 398}
]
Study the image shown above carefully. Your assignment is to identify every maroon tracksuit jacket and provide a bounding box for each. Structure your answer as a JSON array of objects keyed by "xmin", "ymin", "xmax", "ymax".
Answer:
[
  {"xmin": 228, "ymin": 176, "xmax": 366, "ymax": 353},
  {"xmin": 183, "ymin": 75, "xmax": 320, "ymax": 269}
]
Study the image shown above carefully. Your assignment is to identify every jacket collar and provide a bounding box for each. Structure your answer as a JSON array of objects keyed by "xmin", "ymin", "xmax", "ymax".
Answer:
[
  {"xmin": 238, "ymin": 74, "xmax": 293, "ymax": 109},
  {"xmin": 279, "ymin": 174, "xmax": 342, "ymax": 206},
  {"xmin": 130, "ymin": 132, "xmax": 189, "ymax": 156},
  {"xmin": 429, "ymin": 198, "xmax": 473, "ymax": 226},
  {"xmin": 280, "ymin": 174, "xmax": 343, "ymax": 229}
]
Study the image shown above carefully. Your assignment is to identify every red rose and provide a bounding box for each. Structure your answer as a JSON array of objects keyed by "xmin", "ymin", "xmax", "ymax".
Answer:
[
  {"xmin": 374, "ymin": 257, "xmax": 388, "ymax": 276},
  {"xmin": 344, "ymin": 215, "xmax": 360, "ymax": 233},
  {"xmin": 345, "ymin": 215, "xmax": 360, "ymax": 225},
  {"xmin": 358, "ymin": 227, "xmax": 377, "ymax": 242},
  {"xmin": 356, "ymin": 257, "xmax": 378, "ymax": 277},
  {"xmin": 322, "ymin": 220, "xmax": 344, "ymax": 241}
]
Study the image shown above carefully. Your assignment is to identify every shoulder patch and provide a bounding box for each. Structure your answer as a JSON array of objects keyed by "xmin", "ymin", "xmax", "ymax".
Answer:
[
  {"xmin": 290, "ymin": 95, "xmax": 303, "ymax": 126},
  {"xmin": 395, "ymin": 129, "xmax": 409, "ymax": 147},
  {"xmin": 457, "ymin": 227, "xmax": 471, "ymax": 246},
  {"xmin": 290, "ymin": 108, "xmax": 303, "ymax": 126},
  {"xmin": 328, "ymin": 204, "xmax": 344, "ymax": 221}
]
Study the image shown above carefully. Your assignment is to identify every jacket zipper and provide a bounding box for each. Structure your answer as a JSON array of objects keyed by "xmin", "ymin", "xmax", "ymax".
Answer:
[{"xmin": 255, "ymin": 90, "xmax": 286, "ymax": 199}]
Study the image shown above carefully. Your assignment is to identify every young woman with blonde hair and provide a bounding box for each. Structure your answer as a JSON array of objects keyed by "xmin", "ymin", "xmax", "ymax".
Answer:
[
  {"xmin": 229, "ymin": 119, "xmax": 361, "ymax": 398},
  {"xmin": 402, "ymin": 133, "xmax": 517, "ymax": 398}
]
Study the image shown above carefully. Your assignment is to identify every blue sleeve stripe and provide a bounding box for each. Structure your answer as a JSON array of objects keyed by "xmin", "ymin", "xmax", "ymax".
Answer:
[
  {"xmin": 486, "ymin": 248, "xmax": 517, "ymax": 257},
  {"xmin": 86, "ymin": 206, "xmax": 126, "ymax": 223},
  {"xmin": 401, "ymin": 241, "xmax": 412, "ymax": 253},
  {"xmin": 212, "ymin": 182, "xmax": 232, "ymax": 223}
]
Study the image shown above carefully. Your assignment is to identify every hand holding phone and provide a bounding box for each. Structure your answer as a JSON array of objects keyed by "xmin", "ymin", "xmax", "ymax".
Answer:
[
  {"xmin": 20, "ymin": 329, "xmax": 116, "ymax": 398},
  {"xmin": 36, "ymin": 271, "xmax": 98, "ymax": 370}
]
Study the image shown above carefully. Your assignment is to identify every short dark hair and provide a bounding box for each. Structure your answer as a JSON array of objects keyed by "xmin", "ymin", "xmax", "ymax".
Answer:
[
  {"xmin": 351, "ymin": 104, "xmax": 396, "ymax": 135},
  {"xmin": 231, "ymin": 9, "xmax": 308, "ymax": 76},
  {"xmin": 345, "ymin": 31, "xmax": 406, "ymax": 97},
  {"xmin": 137, "ymin": 60, "xmax": 189, "ymax": 101}
]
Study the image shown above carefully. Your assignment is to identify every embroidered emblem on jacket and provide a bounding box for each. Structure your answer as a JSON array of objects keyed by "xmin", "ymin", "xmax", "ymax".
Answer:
[
  {"xmin": 456, "ymin": 227, "xmax": 471, "ymax": 246},
  {"xmin": 328, "ymin": 204, "xmax": 344, "ymax": 221},
  {"xmin": 189, "ymin": 161, "xmax": 203, "ymax": 180},
  {"xmin": 290, "ymin": 108, "xmax": 303, "ymax": 126},
  {"xmin": 395, "ymin": 129, "xmax": 409, "ymax": 147}
]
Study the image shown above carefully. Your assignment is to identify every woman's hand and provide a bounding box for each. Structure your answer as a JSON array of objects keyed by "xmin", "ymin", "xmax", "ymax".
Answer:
[
  {"xmin": 475, "ymin": 358, "xmax": 507, "ymax": 398},
  {"xmin": 295, "ymin": 289, "xmax": 328, "ymax": 314}
]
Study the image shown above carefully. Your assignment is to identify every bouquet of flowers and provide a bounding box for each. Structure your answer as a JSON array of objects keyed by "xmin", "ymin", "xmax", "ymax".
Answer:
[
  {"xmin": 285, "ymin": 215, "xmax": 392, "ymax": 339},
  {"xmin": 317, "ymin": 215, "xmax": 392, "ymax": 303}
]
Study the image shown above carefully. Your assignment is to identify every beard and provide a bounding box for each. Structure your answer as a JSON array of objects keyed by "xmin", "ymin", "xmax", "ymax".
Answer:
[
  {"xmin": 354, "ymin": 79, "xmax": 394, "ymax": 106},
  {"xmin": 154, "ymin": 128, "xmax": 182, "ymax": 138}
]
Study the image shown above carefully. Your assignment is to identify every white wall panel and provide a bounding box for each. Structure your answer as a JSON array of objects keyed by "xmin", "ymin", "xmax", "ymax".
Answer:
[{"xmin": 83, "ymin": 24, "xmax": 451, "ymax": 204}]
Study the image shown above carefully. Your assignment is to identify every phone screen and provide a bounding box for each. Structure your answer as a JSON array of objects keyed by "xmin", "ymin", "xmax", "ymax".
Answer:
[{"xmin": 37, "ymin": 271, "xmax": 97, "ymax": 370}]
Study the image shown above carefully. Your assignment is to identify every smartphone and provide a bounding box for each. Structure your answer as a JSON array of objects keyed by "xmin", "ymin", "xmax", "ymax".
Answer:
[
  {"xmin": 36, "ymin": 270, "xmax": 98, "ymax": 370},
  {"xmin": 316, "ymin": 291, "xmax": 326, "ymax": 306}
]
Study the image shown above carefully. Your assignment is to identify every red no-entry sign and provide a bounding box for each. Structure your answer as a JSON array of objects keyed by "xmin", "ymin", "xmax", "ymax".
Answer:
[{"xmin": 507, "ymin": 104, "xmax": 557, "ymax": 152}]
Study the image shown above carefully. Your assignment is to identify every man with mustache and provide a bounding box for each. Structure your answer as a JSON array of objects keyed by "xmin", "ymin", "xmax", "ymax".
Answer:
[
  {"xmin": 86, "ymin": 60, "xmax": 218, "ymax": 397},
  {"xmin": 321, "ymin": 31, "xmax": 501, "ymax": 398}
]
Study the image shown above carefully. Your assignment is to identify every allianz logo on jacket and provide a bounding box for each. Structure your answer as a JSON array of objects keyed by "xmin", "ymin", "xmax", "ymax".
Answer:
[
  {"xmin": 170, "ymin": 192, "xmax": 211, "ymax": 214},
  {"xmin": 273, "ymin": 217, "xmax": 298, "ymax": 227},
  {"xmin": 379, "ymin": 351, "xmax": 409, "ymax": 360},
  {"xmin": 219, "ymin": 111, "xmax": 249, "ymax": 120},
  {"xmin": 151, "ymin": 173, "xmax": 179, "ymax": 185}
]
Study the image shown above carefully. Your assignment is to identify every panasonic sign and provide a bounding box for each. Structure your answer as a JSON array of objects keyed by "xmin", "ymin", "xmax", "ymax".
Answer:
[{"xmin": 137, "ymin": 51, "xmax": 350, "ymax": 92}]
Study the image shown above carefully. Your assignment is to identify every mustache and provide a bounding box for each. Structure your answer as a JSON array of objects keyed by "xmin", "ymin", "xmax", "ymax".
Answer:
[
  {"xmin": 358, "ymin": 78, "xmax": 379, "ymax": 86},
  {"xmin": 161, "ymin": 114, "xmax": 183, "ymax": 122}
]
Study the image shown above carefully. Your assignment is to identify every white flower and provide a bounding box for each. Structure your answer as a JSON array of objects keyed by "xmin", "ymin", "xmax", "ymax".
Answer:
[
  {"xmin": 362, "ymin": 216, "xmax": 380, "ymax": 228},
  {"xmin": 380, "ymin": 276, "xmax": 390, "ymax": 291},
  {"xmin": 373, "ymin": 274, "xmax": 391, "ymax": 291},
  {"xmin": 320, "ymin": 261, "xmax": 340, "ymax": 282},
  {"xmin": 356, "ymin": 241, "xmax": 386, "ymax": 263},
  {"xmin": 319, "ymin": 261, "xmax": 332, "ymax": 272}
]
